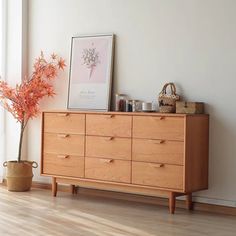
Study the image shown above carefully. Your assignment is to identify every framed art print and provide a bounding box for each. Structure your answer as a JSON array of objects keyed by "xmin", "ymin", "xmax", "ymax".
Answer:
[{"xmin": 67, "ymin": 34, "xmax": 114, "ymax": 110}]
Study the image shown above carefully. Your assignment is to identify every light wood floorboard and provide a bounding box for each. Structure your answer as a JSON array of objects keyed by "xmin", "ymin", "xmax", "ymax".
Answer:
[{"xmin": 0, "ymin": 186, "xmax": 235, "ymax": 236}]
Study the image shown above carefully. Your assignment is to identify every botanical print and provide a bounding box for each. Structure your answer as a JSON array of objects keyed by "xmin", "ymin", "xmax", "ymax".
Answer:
[
  {"xmin": 68, "ymin": 35, "xmax": 114, "ymax": 110},
  {"xmin": 70, "ymin": 37, "xmax": 110, "ymax": 84},
  {"xmin": 81, "ymin": 44, "xmax": 100, "ymax": 79}
]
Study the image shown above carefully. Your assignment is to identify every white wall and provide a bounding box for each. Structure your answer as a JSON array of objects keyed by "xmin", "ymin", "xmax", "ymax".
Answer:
[
  {"xmin": 5, "ymin": 0, "xmax": 27, "ymax": 162},
  {"xmin": 1, "ymin": 0, "xmax": 28, "ymax": 179},
  {"xmin": 27, "ymin": 0, "xmax": 236, "ymax": 206},
  {"xmin": 0, "ymin": 0, "xmax": 6, "ymax": 181}
]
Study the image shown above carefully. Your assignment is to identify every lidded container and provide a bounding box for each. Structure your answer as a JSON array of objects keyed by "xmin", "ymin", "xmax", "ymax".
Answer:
[
  {"xmin": 125, "ymin": 100, "xmax": 133, "ymax": 112},
  {"xmin": 115, "ymin": 94, "xmax": 127, "ymax": 112},
  {"xmin": 132, "ymin": 100, "xmax": 141, "ymax": 112}
]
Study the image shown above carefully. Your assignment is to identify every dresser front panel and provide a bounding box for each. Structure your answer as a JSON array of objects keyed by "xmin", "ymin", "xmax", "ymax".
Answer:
[
  {"xmin": 44, "ymin": 113, "xmax": 85, "ymax": 134},
  {"xmin": 86, "ymin": 136, "xmax": 131, "ymax": 160},
  {"xmin": 44, "ymin": 133, "xmax": 84, "ymax": 156},
  {"xmin": 43, "ymin": 153, "xmax": 84, "ymax": 178},
  {"xmin": 86, "ymin": 114, "xmax": 132, "ymax": 137},
  {"xmin": 42, "ymin": 111, "xmax": 209, "ymax": 198},
  {"xmin": 132, "ymin": 139, "xmax": 184, "ymax": 165},
  {"xmin": 132, "ymin": 161, "xmax": 184, "ymax": 190},
  {"xmin": 133, "ymin": 116, "xmax": 184, "ymax": 141},
  {"xmin": 85, "ymin": 157, "xmax": 131, "ymax": 183}
]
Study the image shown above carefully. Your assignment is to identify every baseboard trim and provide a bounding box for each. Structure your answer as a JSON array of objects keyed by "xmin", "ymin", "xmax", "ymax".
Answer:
[{"xmin": 1, "ymin": 180, "xmax": 236, "ymax": 216}]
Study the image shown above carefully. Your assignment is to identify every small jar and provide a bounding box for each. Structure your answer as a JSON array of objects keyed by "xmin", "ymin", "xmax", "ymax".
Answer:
[
  {"xmin": 115, "ymin": 94, "xmax": 127, "ymax": 112},
  {"xmin": 132, "ymin": 100, "xmax": 140, "ymax": 112},
  {"xmin": 126, "ymin": 100, "xmax": 133, "ymax": 112}
]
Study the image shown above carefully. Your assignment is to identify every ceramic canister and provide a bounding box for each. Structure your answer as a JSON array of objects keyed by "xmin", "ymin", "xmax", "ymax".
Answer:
[{"xmin": 142, "ymin": 102, "xmax": 152, "ymax": 111}]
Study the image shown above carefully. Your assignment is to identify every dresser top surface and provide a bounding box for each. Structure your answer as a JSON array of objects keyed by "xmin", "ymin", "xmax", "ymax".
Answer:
[{"xmin": 42, "ymin": 110, "xmax": 209, "ymax": 117}]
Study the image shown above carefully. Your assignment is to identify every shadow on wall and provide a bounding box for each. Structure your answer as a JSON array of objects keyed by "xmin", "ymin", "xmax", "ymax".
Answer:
[{"xmin": 197, "ymin": 103, "xmax": 236, "ymax": 202}]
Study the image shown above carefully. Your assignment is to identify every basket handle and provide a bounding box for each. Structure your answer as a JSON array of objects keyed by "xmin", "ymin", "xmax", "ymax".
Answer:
[
  {"xmin": 32, "ymin": 161, "xmax": 38, "ymax": 168},
  {"xmin": 160, "ymin": 83, "xmax": 169, "ymax": 94},
  {"xmin": 3, "ymin": 161, "xmax": 7, "ymax": 167},
  {"xmin": 160, "ymin": 83, "xmax": 177, "ymax": 95},
  {"xmin": 169, "ymin": 83, "xmax": 177, "ymax": 95}
]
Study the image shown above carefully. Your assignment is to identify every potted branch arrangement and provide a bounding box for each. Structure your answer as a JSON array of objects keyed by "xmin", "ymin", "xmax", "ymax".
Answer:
[{"xmin": 0, "ymin": 52, "xmax": 66, "ymax": 191}]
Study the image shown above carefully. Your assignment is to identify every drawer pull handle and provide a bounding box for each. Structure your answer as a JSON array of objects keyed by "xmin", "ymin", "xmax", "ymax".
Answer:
[
  {"xmin": 159, "ymin": 116, "xmax": 165, "ymax": 120},
  {"xmin": 57, "ymin": 113, "xmax": 69, "ymax": 117},
  {"xmin": 57, "ymin": 155, "xmax": 69, "ymax": 159},
  {"xmin": 100, "ymin": 159, "xmax": 114, "ymax": 163},
  {"xmin": 150, "ymin": 163, "xmax": 164, "ymax": 168},
  {"xmin": 105, "ymin": 136, "xmax": 114, "ymax": 141},
  {"xmin": 57, "ymin": 134, "xmax": 69, "ymax": 138},
  {"xmin": 154, "ymin": 140, "xmax": 165, "ymax": 144},
  {"xmin": 106, "ymin": 114, "xmax": 114, "ymax": 118}
]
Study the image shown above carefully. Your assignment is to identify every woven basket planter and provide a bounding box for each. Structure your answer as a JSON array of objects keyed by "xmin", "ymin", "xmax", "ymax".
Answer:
[{"xmin": 3, "ymin": 161, "xmax": 38, "ymax": 192}]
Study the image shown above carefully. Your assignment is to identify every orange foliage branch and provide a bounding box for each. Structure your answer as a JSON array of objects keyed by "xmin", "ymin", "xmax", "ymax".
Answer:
[
  {"xmin": 0, "ymin": 52, "xmax": 66, "ymax": 162},
  {"xmin": 0, "ymin": 52, "xmax": 66, "ymax": 123}
]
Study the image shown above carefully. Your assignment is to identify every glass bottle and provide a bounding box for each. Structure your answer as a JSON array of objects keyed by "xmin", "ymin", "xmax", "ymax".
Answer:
[
  {"xmin": 115, "ymin": 94, "xmax": 127, "ymax": 112},
  {"xmin": 126, "ymin": 100, "xmax": 133, "ymax": 112}
]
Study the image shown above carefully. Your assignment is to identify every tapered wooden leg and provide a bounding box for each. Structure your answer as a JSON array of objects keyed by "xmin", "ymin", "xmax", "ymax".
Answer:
[
  {"xmin": 70, "ymin": 185, "xmax": 76, "ymax": 194},
  {"xmin": 74, "ymin": 186, "xmax": 78, "ymax": 194},
  {"xmin": 169, "ymin": 192, "xmax": 176, "ymax": 214},
  {"xmin": 186, "ymin": 193, "xmax": 193, "ymax": 210},
  {"xmin": 52, "ymin": 177, "xmax": 57, "ymax": 197}
]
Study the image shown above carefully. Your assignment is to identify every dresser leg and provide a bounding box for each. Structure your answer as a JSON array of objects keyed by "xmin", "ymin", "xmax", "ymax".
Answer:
[
  {"xmin": 169, "ymin": 192, "xmax": 176, "ymax": 214},
  {"xmin": 186, "ymin": 193, "xmax": 193, "ymax": 210},
  {"xmin": 52, "ymin": 177, "xmax": 57, "ymax": 197},
  {"xmin": 70, "ymin": 185, "xmax": 77, "ymax": 194},
  {"xmin": 74, "ymin": 186, "xmax": 78, "ymax": 194}
]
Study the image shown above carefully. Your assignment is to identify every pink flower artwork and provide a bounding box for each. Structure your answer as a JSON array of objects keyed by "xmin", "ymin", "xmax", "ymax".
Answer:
[
  {"xmin": 81, "ymin": 44, "xmax": 100, "ymax": 79},
  {"xmin": 71, "ymin": 37, "xmax": 110, "ymax": 84}
]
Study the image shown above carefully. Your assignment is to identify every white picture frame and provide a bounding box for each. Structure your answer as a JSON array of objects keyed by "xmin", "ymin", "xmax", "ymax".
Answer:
[{"xmin": 67, "ymin": 34, "xmax": 115, "ymax": 111}]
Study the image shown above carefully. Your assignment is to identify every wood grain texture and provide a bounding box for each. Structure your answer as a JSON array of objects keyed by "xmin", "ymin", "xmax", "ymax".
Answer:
[
  {"xmin": 42, "ymin": 109, "xmax": 194, "ymax": 117},
  {"xmin": 44, "ymin": 133, "xmax": 84, "ymax": 156},
  {"xmin": 133, "ymin": 116, "xmax": 185, "ymax": 140},
  {"xmin": 41, "ymin": 111, "xmax": 209, "ymax": 214},
  {"xmin": 86, "ymin": 135, "xmax": 131, "ymax": 160},
  {"xmin": 2, "ymin": 182, "xmax": 236, "ymax": 216},
  {"xmin": 1, "ymin": 186, "xmax": 236, "ymax": 236},
  {"xmin": 43, "ymin": 154, "xmax": 84, "ymax": 178},
  {"xmin": 43, "ymin": 112, "xmax": 85, "ymax": 134},
  {"xmin": 52, "ymin": 177, "xmax": 57, "ymax": 197},
  {"xmin": 132, "ymin": 161, "xmax": 184, "ymax": 190},
  {"xmin": 169, "ymin": 192, "xmax": 176, "ymax": 214},
  {"xmin": 132, "ymin": 138, "xmax": 184, "ymax": 165},
  {"xmin": 186, "ymin": 193, "xmax": 193, "ymax": 210},
  {"xmin": 85, "ymin": 157, "xmax": 131, "ymax": 183},
  {"xmin": 86, "ymin": 114, "xmax": 132, "ymax": 137},
  {"xmin": 55, "ymin": 177, "xmax": 172, "ymax": 197},
  {"xmin": 184, "ymin": 115, "xmax": 209, "ymax": 192}
]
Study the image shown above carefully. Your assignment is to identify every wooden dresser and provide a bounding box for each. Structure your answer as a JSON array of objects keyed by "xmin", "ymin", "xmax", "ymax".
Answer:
[{"xmin": 41, "ymin": 111, "xmax": 209, "ymax": 213}]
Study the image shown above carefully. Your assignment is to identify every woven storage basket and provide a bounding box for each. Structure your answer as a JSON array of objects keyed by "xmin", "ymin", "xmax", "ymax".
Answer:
[
  {"xmin": 3, "ymin": 161, "xmax": 38, "ymax": 191},
  {"xmin": 176, "ymin": 101, "xmax": 204, "ymax": 114},
  {"xmin": 158, "ymin": 83, "xmax": 180, "ymax": 113}
]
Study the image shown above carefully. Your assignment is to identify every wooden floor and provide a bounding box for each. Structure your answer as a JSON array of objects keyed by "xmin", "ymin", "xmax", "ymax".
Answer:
[{"xmin": 0, "ymin": 186, "xmax": 236, "ymax": 236}]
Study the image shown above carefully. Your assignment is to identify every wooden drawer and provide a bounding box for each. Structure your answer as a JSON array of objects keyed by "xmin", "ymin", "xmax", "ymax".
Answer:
[
  {"xmin": 133, "ymin": 116, "xmax": 184, "ymax": 141},
  {"xmin": 132, "ymin": 139, "xmax": 184, "ymax": 165},
  {"xmin": 86, "ymin": 136, "xmax": 131, "ymax": 160},
  {"xmin": 44, "ymin": 133, "xmax": 84, "ymax": 156},
  {"xmin": 43, "ymin": 153, "xmax": 84, "ymax": 178},
  {"xmin": 44, "ymin": 112, "xmax": 85, "ymax": 134},
  {"xmin": 86, "ymin": 114, "xmax": 132, "ymax": 137},
  {"xmin": 132, "ymin": 161, "xmax": 183, "ymax": 190},
  {"xmin": 85, "ymin": 157, "xmax": 131, "ymax": 183}
]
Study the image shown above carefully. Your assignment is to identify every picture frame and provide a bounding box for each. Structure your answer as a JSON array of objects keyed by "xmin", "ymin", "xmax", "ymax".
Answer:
[{"xmin": 67, "ymin": 34, "xmax": 115, "ymax": 111}]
